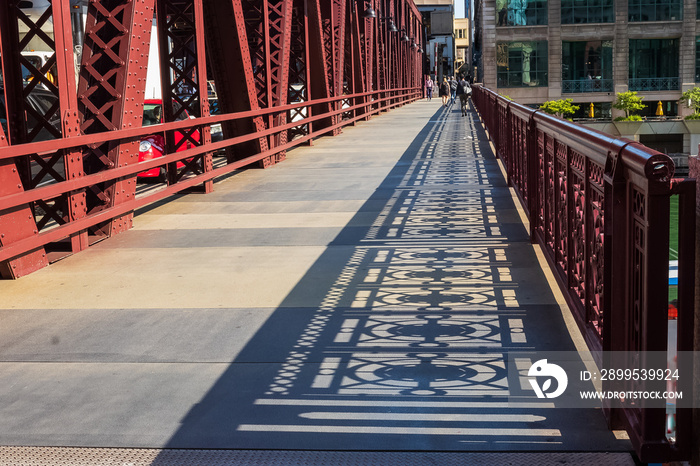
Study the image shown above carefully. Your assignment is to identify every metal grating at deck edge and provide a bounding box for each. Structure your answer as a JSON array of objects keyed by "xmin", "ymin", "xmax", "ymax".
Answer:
[{"xmin": 0, "ymin": 448, "xmax": 637, "ymax": 466}]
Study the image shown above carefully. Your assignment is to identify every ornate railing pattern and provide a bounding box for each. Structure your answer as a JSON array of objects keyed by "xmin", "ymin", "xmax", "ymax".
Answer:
[
  {"xmin": 628, "ymin": 77, "xmax": 680, "ymax": 91},
  {"xmin": 472, "ymin": 85, "xmax": 695, "ymax": 464},
  {"xmin": 562, "ymin": 79, "xmax": 614, "ymax": 93}
]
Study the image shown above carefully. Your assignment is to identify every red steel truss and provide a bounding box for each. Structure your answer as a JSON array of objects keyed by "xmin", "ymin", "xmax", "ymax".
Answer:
[{"xmin": 0, "ymin": 0, "xmax": 423, "ymax": 278}]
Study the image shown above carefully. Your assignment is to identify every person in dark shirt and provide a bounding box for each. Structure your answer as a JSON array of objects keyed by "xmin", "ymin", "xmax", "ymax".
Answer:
[
  {"xmin": 439, "ymin": 78, "xmax": 450, "ymax": 107},
  {"xmin": 449, "ymin": 77, "xmax": 458, "ymax": 105},
  {"xmin": 456, "ymin": 77, "xmax": 472, "ymax": 116}
]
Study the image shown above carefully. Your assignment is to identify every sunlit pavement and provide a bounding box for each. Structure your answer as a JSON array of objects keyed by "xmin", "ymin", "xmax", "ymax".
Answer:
[{"xmin": 0, "ymin": 100, "xmax": 635, "ymax": 465}]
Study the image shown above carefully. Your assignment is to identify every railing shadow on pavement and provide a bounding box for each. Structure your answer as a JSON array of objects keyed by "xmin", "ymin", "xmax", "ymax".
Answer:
[{"xmin": 154, "ymin": 103, "xmax": 629, "ymax": 458}]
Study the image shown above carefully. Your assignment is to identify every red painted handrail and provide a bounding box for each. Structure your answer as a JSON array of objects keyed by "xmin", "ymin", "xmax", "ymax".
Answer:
[{"xmin": 472, "ymin": 84, "xmax": 695, "ymax": 463}]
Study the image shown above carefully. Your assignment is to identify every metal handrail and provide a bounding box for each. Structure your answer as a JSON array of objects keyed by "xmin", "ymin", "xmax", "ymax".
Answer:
[
  {"xmin": 472, "ymin": 84, "xmax": 695, "ymax": 463},
  {"xmin": 0, "ymin": 87, "xmax": 421, "ymax": 265}
]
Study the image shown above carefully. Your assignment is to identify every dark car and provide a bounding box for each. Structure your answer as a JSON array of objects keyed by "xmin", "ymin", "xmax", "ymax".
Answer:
[{"xmin": 0, "ymin": 86, "xmax": 62, "ymax": 142}]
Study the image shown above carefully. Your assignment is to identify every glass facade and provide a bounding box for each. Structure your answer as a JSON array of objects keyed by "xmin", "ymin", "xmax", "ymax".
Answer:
[
  {"xmin": 629, "ymin": 39, "xmax": 680, "ymax": 91},
  {"xmin": 629, "ymin": 0, "xmax": 682, "ymax": 21},
  {"xmin": 496, "ymin": 0, "xmax": 548, "ymax": 26},
  {"xmin": 497, "ymin": 41, "xmax": 548, "ymax": 87},
  {"xmin": 562, "ymin": 41, "xmax": 613, "ymax": 92},
  {"xmin": 561, "ymin": 0, "xmax": 614, "ymax": 23}
]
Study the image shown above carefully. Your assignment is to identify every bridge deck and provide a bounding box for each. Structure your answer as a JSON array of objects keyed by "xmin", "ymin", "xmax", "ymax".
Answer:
[{"xmin": 0, "ymin": 100, "xmax": 635, "ymax": 464}]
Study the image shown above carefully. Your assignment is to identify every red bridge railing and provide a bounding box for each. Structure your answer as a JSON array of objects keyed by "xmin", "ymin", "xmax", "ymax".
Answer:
[{"xmin": 473, "ymin": 85, "xmax": 696, "ymax": 463}]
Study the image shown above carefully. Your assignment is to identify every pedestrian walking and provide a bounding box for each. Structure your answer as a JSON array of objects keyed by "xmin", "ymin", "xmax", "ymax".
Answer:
[
  {"xmin": 449, "ymin": 76, "xmax": 458, "ymax": 105},
  {"xmin": 439, "ymin": 78, "xmax": 450, "ymax": 107},
  {"xmin": 425, "ymin": 76, "xmax": 434, "ymax": 101},
  {"xmin": 457, "ymin": 77, "xmax": 471, "ymax": 117}
]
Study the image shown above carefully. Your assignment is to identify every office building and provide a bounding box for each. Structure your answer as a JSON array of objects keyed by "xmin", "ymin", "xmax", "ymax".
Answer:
[
  {"xmin": 455, "ymin": 17, "xmax": 471, "ymax": 78},
  {"xmin": 415, "ymin": 0, "xmax": 455, "ymax": 80},
  {"xmin": 473, "ymin": 0, "xmax": 700, "ymax": 156}
]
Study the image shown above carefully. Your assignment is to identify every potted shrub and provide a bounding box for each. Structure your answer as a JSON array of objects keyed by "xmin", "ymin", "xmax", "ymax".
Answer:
[
  {"xmin": 680, "ymin": 87, "xmax": 700, "ymax": 132},
  {"xmin": 539, "ymin": 98, "xmax": 579, "ymax": 121},
  {"xmin": 613, "ymin": 91, "xmax": 646, "ymax": 135}
]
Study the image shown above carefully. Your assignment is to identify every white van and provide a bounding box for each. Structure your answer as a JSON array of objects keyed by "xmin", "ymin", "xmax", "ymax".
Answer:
[{"xmin": 20, "ymin": 50, "xmax": 56, "ymax": 88}]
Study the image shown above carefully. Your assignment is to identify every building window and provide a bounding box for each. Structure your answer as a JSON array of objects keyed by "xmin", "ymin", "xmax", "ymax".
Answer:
[
  {"xmin": 629, "ymin": 39, "xmax": 680, "ymax": 91},
  {"xmin": 629, "ymin": 0, "xmax": 682, "ymax": 21},
  {"xmin": 561, "ymin": 0, "xmax": 614, "ymax": 23},
  {"xmin": 496, "ymin": 0, "xmax": 548, "ymax": 26},
  {"xmin": 571, "ymin": 102, "xmax": 613, "ymax": 120},
  {"xmin": 497, "ymin": 41, "xmax": 548, "ymax": 87},
  {"xmin": 562, "ymin": 41, "xmax": 613, "ymax": 93},
  {"xmin": 637, "ymin": 100, "xmax": 678, "ymax": 117}
]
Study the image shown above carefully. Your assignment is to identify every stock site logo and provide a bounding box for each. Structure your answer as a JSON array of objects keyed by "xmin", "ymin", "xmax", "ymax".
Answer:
[{"xmin": 528, "ymin": 359, "xmax": 568, "ymax": 398}]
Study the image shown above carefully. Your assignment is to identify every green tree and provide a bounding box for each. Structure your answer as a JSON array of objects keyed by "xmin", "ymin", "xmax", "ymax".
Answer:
[
  {"xmin": 539, "ymin": 98, "xmax": 579, "ymax": 119},
  {"xmin": 679, "ymin": 87, "xmax": 700, "ymax": 117},
  {"xmin": 613, "ymin": 91, "xmax": 646, "ymax": 119}
]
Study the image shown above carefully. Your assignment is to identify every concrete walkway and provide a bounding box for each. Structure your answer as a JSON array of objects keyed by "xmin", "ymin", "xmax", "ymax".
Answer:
[{"xmin": 0, "ymin": 100, "xmax": 634, "ymax": 464}]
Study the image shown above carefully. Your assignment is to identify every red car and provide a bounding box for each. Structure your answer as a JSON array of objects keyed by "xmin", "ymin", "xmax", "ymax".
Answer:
[{"xmin": 138, "ymin": 99, "xmax": 200, "ymax": 180}]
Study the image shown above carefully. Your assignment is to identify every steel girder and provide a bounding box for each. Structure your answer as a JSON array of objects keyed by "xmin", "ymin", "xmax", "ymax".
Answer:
[
  {"xmin": 0, "ymin": 0, "xmax": 423, "ymax": 278},
  {"xmin": 78, "ymin": 0, "xmax": 155, "ymax": 237},
  {"xmin": 156, "ymin": 0, "xmax": 213, "ymax": 190},
  {"xmin": 307, "ymin": 0, "xmax": 341, "ymax": 135},
  {"xmin": 238, "ymin": 0, "xmax": 294, "ymax": 167},
  {"xmin": 0, "ymin": 1, "xmax": 88, "ymax": 276},
  {"xmin": 203, "ymin": 0, "xmax": 269, "ymax": 163},
  {"xmin": 288, "ymin": 0, "xmax": 311, "ymax": 140},
  {"xmin": 0, "ymin": 2, "xmax": 49, "ymax": 278}
]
